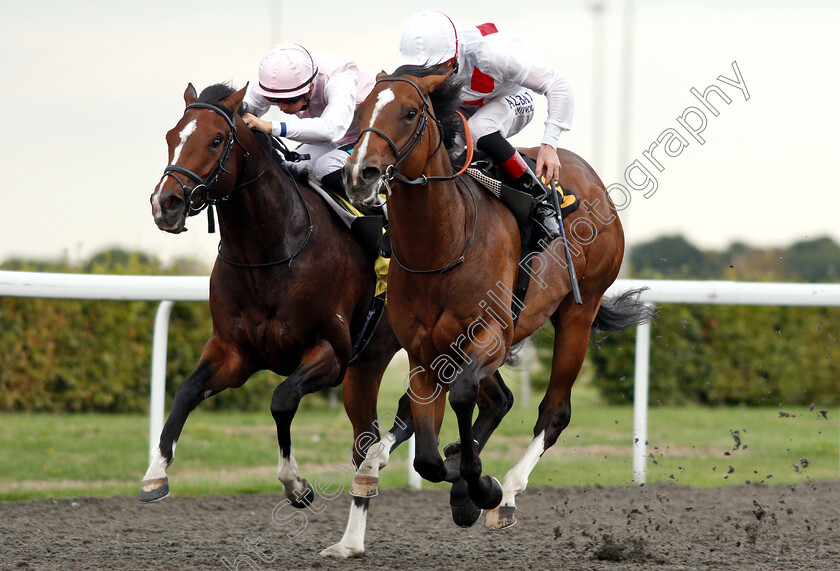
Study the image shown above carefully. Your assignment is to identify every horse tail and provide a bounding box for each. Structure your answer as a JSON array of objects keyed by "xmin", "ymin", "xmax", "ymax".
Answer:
[{"xmin": 591, "ymin": 288, "xmax": 656, "ymax": 334}]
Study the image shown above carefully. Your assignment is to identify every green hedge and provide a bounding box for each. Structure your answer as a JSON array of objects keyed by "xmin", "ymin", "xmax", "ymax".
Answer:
[
  {"xmin": 531, "ymin": 235, "xmax": 840, "ymax": 406},
  {"xmin": 4, "ymin": 237, "xmax": 839, "ymax": 411},
  {"xmin": 587, "ymin": 304, "xmax": 840, "ymax": 406},
  {"xmin": 0, "ymin": 250, "xmax": 283, "ymax": 412}
]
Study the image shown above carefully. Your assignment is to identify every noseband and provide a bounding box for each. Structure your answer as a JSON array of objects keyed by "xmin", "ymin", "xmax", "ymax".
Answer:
[
  {"xmin": 160, "ymin": 102, "xmax": 254, "ymax": 227},
  {"xmin": 358, "ymin": 77, "xmax": 471, "ymax": 187}
]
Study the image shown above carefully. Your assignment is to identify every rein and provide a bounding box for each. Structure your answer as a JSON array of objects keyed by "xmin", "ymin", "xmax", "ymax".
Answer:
[
  {"xmin": 362, "ymin": 75, "xmax": 477, "ymax": 274},
  {"xmin": 216, "ymin": 157, "xmax": 314, "ymax": 269},
  {"xmin": 160, "ymin": 101, "xmax": 313, "ymax": 268},
  {"xmin": 389, "ymin": 177, "xmax": 478, "ymax": 274}
]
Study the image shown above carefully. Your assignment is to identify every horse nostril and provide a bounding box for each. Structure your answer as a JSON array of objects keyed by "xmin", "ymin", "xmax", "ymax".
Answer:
[
  {"xmin": 162, "ymin": 195, "xmax": 183, "ymax": 212},
  {"xmin": 361, "ymin": 166, "xmax": 381, "ymax": 184}
]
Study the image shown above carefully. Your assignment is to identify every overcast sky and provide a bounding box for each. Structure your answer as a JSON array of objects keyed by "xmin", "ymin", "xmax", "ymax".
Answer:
[{"xmin": 1, "ymin": 0, "xmax": 837, "ymax": 268}]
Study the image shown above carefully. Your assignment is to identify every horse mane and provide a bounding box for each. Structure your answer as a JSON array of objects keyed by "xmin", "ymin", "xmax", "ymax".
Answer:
[
  {"xmin": 197, "ymin": 83, "xmax": 242, "ymax": 118},
  {"xmin": 392, "ymin": 64, "xmax": 465, "ymax": 154}
]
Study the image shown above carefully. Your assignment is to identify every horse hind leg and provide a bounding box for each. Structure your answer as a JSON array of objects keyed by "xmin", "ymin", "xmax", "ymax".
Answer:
[
  {"xmin": 486, "ymin": 303, "xmax": 594, "ymax": 530},
  {"xmin": 139, "ymin": 342, "xmax": 250, "ymax": 502},
  {"xmin": 322, "ymin": 345, "xmax": 403, "ymax": 559},
  {"xmin": 320, "ymin": 497, "xmax": 370, "ymax": 559},
  {"xmin": 323, "ymin": 401, "xmax": 412, "ymax": 558}
]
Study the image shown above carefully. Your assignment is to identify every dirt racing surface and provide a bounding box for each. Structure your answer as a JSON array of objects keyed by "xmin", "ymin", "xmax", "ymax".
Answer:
[{"xmin": 2, "ymin": 481, "xmax": 839, "ymax": 570}]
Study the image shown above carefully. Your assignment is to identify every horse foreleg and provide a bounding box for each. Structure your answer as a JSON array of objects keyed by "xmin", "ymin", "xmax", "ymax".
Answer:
[
  {"xmin": 271, "ymin": 339, "xmax": 344, "ymax": 508},
  {"xmin": 486, "ymin": 303, "xmax": 594, "ymax": 530},
  {"xmin": 139, "ymin": 340, "xmax": 250, "ymax": 502},
  {"xmin": 447, "ymin": 370, "xmax": 514, "ymax": 526},
  {"xmin": 408, "ymin": 367, "xmax": 454, "ymax": 483},
  {"xmin": 449, "ymin": 361, "xmax": 504, "ymax": 511}
]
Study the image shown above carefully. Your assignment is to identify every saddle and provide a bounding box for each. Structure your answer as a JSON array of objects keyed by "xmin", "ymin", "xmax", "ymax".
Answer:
[
  {"xmin": 306, "ymin": 174, "xmax": 388, "ymax": 266},
  {"xmin": 463, "ymin": 154, "xmax": 582, "ymax": 325},
  {"xmin": 465, "ymin": 155, "xmax": 580, "ymax": 224}
]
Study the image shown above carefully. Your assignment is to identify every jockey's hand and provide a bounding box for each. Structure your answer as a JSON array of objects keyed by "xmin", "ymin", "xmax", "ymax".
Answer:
[
  {"xmin": 535, "ymin": 143, "xmax": 562, "ymax": 184},
  {"xmin": 242, "ymin": 113, "xmax": 271, "ymax": 134}
]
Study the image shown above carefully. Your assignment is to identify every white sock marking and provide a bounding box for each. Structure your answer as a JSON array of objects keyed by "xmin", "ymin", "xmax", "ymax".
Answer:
[
  {"xmin": 340, "ymin": 500, "xmax": 367, "ymax": 549},
  {"xmin": 500, "ymin": 430, "xmax": 546, "ymax": 507},
  {"xmin": 277, "ymin": 449, "xmax": 300, "ymax": 487},
  {"xmin": 142, "ymin": 442, "xmax": 174, "ymax": 483}
]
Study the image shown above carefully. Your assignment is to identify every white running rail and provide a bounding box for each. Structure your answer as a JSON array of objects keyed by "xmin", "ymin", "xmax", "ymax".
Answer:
[{"xmin": 2, "ymin": 270, "xmax": 840, "ymax": 485}]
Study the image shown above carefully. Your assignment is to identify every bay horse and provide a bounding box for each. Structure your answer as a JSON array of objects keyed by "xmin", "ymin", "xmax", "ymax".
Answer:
[
  {"xmin": 145, "ymin": 82, "xmax": 410, "ymax": 557},
  {"xmin": 344, "ymin": 66, "xmax": 653, "ymax": 530}
]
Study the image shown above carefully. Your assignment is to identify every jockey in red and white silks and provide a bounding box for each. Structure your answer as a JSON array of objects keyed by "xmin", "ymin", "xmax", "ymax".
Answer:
[
  {"xmin": 399, "ymin": 11, "xmax": 574, "ymax": 240},
  {"xmin": 242, "ymin": 44, "xmax": 375, "ymax": 189},
  {"xmin": 456, "ymin": 23, "xmax": 573, "ymax": 152}
]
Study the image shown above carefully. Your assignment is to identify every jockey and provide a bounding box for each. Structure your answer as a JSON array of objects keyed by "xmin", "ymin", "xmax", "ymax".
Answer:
[
  {"xmin": 242, "ymin": 44, "xmax": 375, "ymax": 195},
  {"xmin": 398, "ymin": 11, "xmax": 575, "ymax": 240}
]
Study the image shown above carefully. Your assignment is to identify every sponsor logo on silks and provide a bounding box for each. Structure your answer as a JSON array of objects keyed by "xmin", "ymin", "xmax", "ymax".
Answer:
[{"xmin": 504, "ymin": 92, "xmax": 534, "ymax": 114}]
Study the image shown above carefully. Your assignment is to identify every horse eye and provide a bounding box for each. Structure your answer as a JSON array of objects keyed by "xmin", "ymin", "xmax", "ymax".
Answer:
[
  {"xmin": 406, "ymin": 109, "xmax": 418, "ymax": 120},
  {"xmin": 211, "ymin": 136, "xmax": 224, "ymax": 148}
]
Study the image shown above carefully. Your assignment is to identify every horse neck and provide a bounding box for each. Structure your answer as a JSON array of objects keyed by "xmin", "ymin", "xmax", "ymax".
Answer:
[
  {"xmin": 388, "ymin": 150, "xmax": 470, "ymax": 270},
  {"xmin": 214, "ymin": 145, "xmax": 309, "ymax": 265}
]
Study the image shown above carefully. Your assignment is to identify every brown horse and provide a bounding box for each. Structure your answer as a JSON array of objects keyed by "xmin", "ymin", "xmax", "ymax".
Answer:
[
  {"xmin": 344, "ymin": 66, "xmax": 653, "ymax": 530},
  {"xmin": 145, "ymin": 82, "xmax": 410, "ymax": 557}
]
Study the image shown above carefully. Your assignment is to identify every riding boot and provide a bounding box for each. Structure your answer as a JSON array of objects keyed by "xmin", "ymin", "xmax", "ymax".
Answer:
[
  {"xmin": 320, "ymin": 170, "xmax": 349, "ymax": 201},
  {"xmin": 476, "ymin": 131, "xmax": 561, "ymax": 242},
  {"xmin": 514, "ymin": 167, "xmax": 561, "ymax": 241}
]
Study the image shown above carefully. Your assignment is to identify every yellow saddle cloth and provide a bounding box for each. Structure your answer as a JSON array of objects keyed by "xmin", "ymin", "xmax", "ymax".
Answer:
[
  {"xmin": 540, "ymin": 176, "xmax": 580, "ymax": 218},
  {"xmin": 333, "ymin": 194, "xmax": 390, "ymax": 300}
]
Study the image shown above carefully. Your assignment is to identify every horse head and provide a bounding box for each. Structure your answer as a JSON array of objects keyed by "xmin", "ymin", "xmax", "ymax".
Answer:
[
  {"xmin": 344, "ymin": 68, "xmax": 453, "ymax": 207},
  {"xmin": 150, "ymin": 83, "xmax": 248, "ymax": 233}
]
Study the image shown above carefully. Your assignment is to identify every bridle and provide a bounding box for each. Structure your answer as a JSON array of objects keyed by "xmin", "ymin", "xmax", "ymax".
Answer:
[
  {"xmin": 160, "ymin": 102, "xmax": 265, "ymax": 232},
  {"xmin": 357, "ymin": 76, "xmax": 472, "ymax": 188},
  {"xmin": 357, "ymin": 76, "xmax": 476, "ymax": 274},
  {"xmin": 158, "ymin": 101, "xmax": 313, "ymax": 268}
]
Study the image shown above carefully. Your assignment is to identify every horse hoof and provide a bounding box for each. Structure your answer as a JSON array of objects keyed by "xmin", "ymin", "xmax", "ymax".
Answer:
[
  {"xmin": 485, "ymin": 505, "xmax": 518, "ymax": 530},
  {"xmin": 288, "ymin": 480, "xmax": 315, "ymax": 509},
  {"xmin": 350, "ymin": 474, "xmax": 379, "ymax": 498},
  {"xmin": 451, "ymin": 500, "xmax": 483, "ymax": 527},
  {"xmin": 319, "ymin": 542, "xmax": 365, "ymax": 559},
  {"xmin": 474, "ymin": 476, "xmax": 503, "ymax": 510},
  {"xmin": 443, "ymin": 439, "xmax": 479, "ymax": 459},
  {"xmin": 138, "ymin": 478, "xmax": 169, "ymax": 503},
  {"xmin": 443, "ymin": 441, "xmax": 461, "ymax": 458}
]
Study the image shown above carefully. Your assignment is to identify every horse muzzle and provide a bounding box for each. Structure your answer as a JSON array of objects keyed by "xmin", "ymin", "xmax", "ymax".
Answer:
[
  {"xmin": 342, "ymin": 161, "xmax": 383, "ymax": 207},
  {"xmin": 151, "ymin": 193, "xmax": 188, "ymax": 234}
]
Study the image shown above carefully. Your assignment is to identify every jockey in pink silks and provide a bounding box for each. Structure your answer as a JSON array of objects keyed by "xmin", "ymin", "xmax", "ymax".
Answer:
[{"xmin": 242, "ymin": 44, "xmax": 375, "ymax": 195}]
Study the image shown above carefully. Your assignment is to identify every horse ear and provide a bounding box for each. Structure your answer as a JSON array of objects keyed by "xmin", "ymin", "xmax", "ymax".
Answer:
[
  {"xmin": 222, "ymin": 82, "xmax": 248, "ymax": 114},
  {"xmin": 376, "ymin": 70, "xmax": 389, "ymax": 81},
  {"xmin": 184, "ymin": 83, "xmax": 198, "ymax": 106},
  {"xmin": 418, "ymin": 74, "xmax": 449, "ymax": 95}
]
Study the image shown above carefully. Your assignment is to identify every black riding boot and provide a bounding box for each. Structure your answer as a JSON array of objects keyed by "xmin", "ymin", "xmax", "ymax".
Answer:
[
  {"xmin": 476, "ymin": 131, "xmax": 561, "ymax": 242},
  {"xmin": 320, "ymin": 170, "xmax": 349, "ymax": 201},
  {"xmin": 515, "ymin": 167, "xmax": 561, "ymax": 241}
]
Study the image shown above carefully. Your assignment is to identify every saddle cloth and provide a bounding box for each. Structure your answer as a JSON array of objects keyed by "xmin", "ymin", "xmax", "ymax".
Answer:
[
  {"xmin": 306, "ymin": 175, "xmax": 389, "ymax": 299},
  {"xmin": 465, "ymin": 156, "xmax": 580, "ymax": 219}
]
